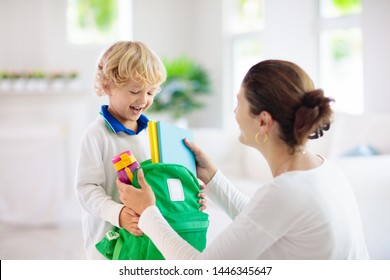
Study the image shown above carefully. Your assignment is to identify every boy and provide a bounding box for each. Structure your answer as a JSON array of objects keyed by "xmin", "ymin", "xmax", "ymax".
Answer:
[{"xmin": 75, "ymin": 41, "xmax": 167, "ymax": 259}]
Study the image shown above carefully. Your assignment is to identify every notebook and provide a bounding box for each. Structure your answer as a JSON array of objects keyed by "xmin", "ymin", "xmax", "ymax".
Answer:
[{"xmin": 148, "ymin": 120, "xmax": 197, "ymax": 176}]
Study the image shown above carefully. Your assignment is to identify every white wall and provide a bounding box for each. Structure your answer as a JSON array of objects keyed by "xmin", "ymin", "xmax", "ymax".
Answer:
[
  {"xmin": 263, "ymin": 0, "xmax": 318, "ymax": 81},
  {"xmin": 132, "ymin": 0, "xmax": 225, "ymax": 128},
  {"xmin": 362, "ymin": 0, "xmax": 390, "ymax": 113},
  {"xmin": 0, "ymin": 0, "xmax": 101, "ymax": 90}
]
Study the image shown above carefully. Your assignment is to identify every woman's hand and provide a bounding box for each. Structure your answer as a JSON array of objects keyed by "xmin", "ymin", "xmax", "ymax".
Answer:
[
  {"xmin": 198, "ymin": 182, "xmax": 207, "ymax": 212},
  {"xmin": 184, "ymin": 138, "xmax": 218, "ymax": 184},
  {"xmin": 119, "ymin": 206, "xmax": 143, "ymax": 236},
  {"xmin": 117, "ymin": 168, "xmax": 156, "ymax": 215}
]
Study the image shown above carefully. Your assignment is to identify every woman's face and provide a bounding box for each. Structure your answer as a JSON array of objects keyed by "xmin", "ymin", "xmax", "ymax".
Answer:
[{"xmin": 234, "ymin": 86, "xmax": 258, "ymax": 147}]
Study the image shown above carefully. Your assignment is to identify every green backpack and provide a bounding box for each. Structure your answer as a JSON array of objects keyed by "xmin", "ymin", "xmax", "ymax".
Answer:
[{"xmin": 95, "ymin": 160, "xmax": 209, "ymax": 260}]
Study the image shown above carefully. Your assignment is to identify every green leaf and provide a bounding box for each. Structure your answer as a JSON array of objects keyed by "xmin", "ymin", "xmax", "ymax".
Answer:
[{"xmin": 149, "ymin": 56, "xmax": 212, "ymax": 119}]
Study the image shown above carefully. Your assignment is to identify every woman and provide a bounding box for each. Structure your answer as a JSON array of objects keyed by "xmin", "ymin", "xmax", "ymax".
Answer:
[{"xmin": 117, "ymin": 60, "xmax": 369, "ymax": 259}]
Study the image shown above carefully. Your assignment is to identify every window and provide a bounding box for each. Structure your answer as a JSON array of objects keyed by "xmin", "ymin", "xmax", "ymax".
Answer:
[
  {"xmin": 232, "ymin": 37, "xmax": 263, "ymax": 96},
  {"xmin": 67, "ymin": 0, "xmax": 132, "ymax": 45},
  {"xmin": 320, "ymin": 0, "xmax": 361, "ymax": 17},
  {"xmin": 227, "ymin": 0, "xmax": 265, "ymax": 106},
  {"xmin": 318, "ymin": 0, "xmax": 363, "ymax": 114}
]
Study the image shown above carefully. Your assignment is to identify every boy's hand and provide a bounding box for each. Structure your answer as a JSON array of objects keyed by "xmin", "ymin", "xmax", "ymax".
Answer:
[
  {"xmin": 119, "ymin": 206, "xmax": 143, "ymax": 236},
  {"xmin": 117, "ymin": 168, "xmax": 156, "ymax": 215}
]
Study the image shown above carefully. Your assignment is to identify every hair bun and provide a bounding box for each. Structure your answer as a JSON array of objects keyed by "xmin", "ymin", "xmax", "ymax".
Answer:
[
  {"xmin": 294, "ymin": 88, "xmax": 334, "ymax": 142},
  {"xmin": 301, "ymin": 89, "xmax": 324, "ymax": 108}
]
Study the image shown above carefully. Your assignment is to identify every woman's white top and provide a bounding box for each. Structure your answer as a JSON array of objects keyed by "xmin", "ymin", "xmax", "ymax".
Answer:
[{"xmin": 139, "ymin": 158, "xmax": 370, "ymax": 259}]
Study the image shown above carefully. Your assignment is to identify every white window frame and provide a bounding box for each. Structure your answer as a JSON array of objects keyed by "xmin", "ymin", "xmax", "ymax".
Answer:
[{"xmin": 317, "ymin": 1, "xmax": 363, "ymax": 114}]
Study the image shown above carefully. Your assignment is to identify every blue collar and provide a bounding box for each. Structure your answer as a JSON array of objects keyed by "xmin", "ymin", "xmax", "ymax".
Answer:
[{"xmin": 100, "ymin": 105, "xmax": 149, "ymax": 135}]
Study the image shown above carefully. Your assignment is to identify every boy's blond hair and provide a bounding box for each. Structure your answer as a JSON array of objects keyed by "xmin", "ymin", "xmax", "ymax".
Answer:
[{"xmin": 94, "ymin": 41, "xmax": 167, "ymax": 96}]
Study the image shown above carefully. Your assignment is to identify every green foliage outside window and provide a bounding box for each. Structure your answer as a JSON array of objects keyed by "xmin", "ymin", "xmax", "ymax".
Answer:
[
  {"xmin": 333, "ymin": 0, "xmax": 361, "ymax": 14},
  {"xmin": 330, "ymin": 29, "xmax": 361, "ymax": 61},
  {"xmin": 331, "ymin": 33, "xmax": 350, "ymax": 61},
  {"xmin": 76, "ymin": 0, "xmax": 117, "ymax": 33}
]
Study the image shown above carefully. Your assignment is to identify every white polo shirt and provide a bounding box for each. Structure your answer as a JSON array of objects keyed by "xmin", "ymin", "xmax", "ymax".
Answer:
[{"xmin": 75, "ymin": 105, "xmax": 151, "ymax": 259}]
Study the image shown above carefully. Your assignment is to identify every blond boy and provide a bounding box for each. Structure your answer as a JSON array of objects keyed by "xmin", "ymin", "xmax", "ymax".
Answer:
[{"xmin": 75, "ymin": 41, "xmax": 166, "ymax": 259}]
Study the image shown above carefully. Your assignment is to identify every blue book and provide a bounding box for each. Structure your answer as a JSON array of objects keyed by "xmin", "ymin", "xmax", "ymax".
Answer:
[{"xmin": 156, "ymin": 121, "xmax": 197, "ymax": 176}]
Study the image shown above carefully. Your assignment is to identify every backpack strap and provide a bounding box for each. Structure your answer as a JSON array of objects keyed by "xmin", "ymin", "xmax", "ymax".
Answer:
[
  {"xmin": 112, "ymin": 235, "xmax": 123, "ymax": 260},
  {"xmin": 170, "ymin": 220, "xmax": 209, "ymax": 232}
]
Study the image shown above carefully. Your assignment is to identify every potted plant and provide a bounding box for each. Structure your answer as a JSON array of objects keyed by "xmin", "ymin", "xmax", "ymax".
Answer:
[
  {"xmin": 149, "ymin": 56, "xmax": 211, "ymax": 121},
  {"xmin": 26, "ymin": 70, "xmax": 46, "ymax": 91}
]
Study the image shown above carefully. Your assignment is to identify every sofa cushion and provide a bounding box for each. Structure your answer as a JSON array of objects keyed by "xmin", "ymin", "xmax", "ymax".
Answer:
[
  {"xmin": 340, "ymin": 144, "xmax": 380, "ymax": 157},
  {"xmin": 328, "ymin": 112, "xmax": 390, "ymax": 157},
  {"xmin": 331, "ymin": 155, "xmax": 390, "ymax": 259},
  {"xmin": 192, "ymin": 128, "xmax": 242, "ymax": 178}
]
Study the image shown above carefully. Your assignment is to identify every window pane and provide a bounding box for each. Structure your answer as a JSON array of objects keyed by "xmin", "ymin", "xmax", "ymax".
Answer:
[
  {"xmin": 320, "ymin": 0, "xmax": 361, "ymax": 18},
  {"xmin": 319, "ymin": 28, "xmax": 363, "ymax": 114},
  {"xmin": 67, "ymin": 0, "xmax": 131, "ymax": 45},
  {"xmin": 232, "ymin": 37, "xmax": 263, "ymax": 94},
  {"xmin": 229, "ymin": 0, "xmax": 265, "ymax": 33}
]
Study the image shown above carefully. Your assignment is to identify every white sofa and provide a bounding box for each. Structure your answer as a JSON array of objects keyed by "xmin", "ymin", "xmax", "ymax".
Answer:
[{"xmin": 192, "ymin": 112, "xmax": 390, "ymax": 260}]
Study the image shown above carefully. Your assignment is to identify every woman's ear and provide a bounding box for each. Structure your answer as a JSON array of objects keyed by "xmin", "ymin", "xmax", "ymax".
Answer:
[{"xmin": 257, "ymin": 111, "xmax": 273, "ymax": 133}]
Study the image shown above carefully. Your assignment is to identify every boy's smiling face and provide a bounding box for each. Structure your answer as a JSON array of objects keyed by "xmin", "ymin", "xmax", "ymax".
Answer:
[{"xmin": 106, "ymin": 80, "xmax": 160, "ymax": 131}]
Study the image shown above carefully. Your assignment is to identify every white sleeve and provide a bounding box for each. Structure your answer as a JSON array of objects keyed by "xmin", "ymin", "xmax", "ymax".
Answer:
[
  {"xmin": 75, "ymin": 130, "xmax": 123, "ymax": 227},
  {"xmin": 206, "ymin": 170, "xmax": 250, "ymax": 219},
  {"xmin": 139, "ymin": 192, "xmax": 279, "ymax": 260},
  {"xmin": 139, "ymin": 206, "xmax": 202, "ymax": 259}
]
